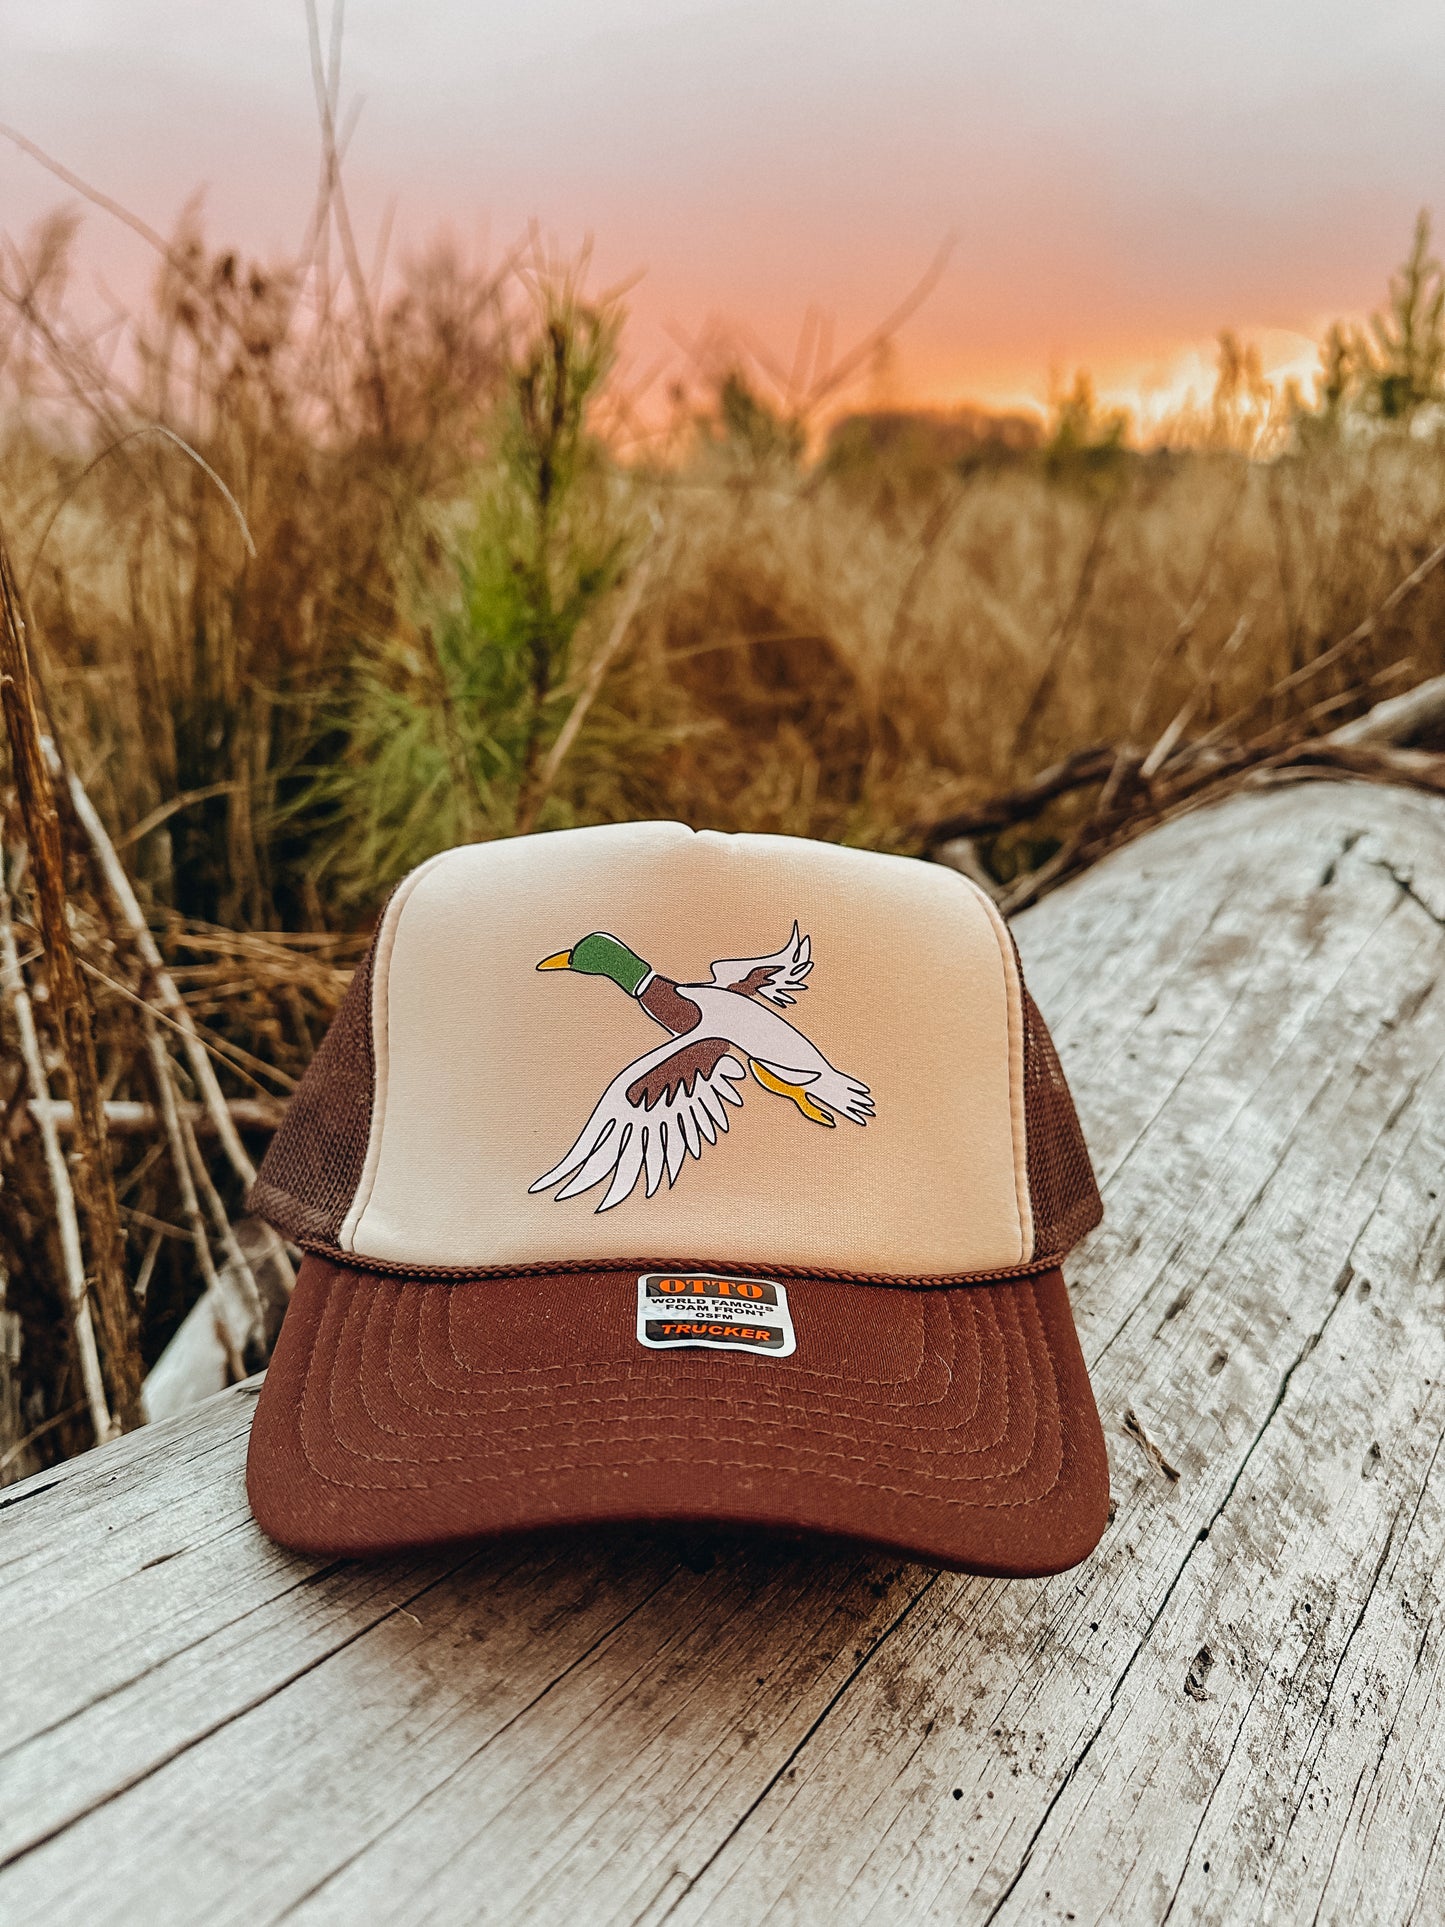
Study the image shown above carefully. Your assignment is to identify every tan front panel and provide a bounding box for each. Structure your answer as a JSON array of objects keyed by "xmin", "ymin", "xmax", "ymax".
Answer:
[{"xmin": 342, "ymin": 823, "xmax": 1031, "ymax": 1277}]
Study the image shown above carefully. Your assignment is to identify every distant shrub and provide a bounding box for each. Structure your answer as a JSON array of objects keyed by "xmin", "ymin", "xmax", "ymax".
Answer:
[
  {"xmin": 1042, "ymin": 372, "xmax": 1128, "ymax": 471},
  {"xmin": 705, "ymin": 371, "xmax": 807, "ymax": 470},
  {"xmin": 822, "ymin": 406, "xmax": 1042, "ymax": 487},
  {"xmin": 1295, "ymin": 211, "xmax": 1445, "ymax": 435}
]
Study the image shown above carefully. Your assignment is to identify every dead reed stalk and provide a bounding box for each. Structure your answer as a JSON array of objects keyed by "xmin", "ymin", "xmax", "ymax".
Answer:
[
  {"xmin": 0, "ymin": 878, "xmax": 112, "ymax": 1443},
  {"xmin": 0, "ymin": 525, "xmax": 141, "ymax": 1426}
]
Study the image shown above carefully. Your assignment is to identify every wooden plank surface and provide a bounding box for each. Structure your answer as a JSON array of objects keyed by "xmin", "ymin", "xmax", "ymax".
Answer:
[{"xmin": 2, "ymin": 780, "xmax": 1443, "ymax": 1926}]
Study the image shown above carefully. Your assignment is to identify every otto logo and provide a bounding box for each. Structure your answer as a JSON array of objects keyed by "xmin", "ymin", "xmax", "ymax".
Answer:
[
  {"xmin": 653, "ymin": 1276, "xmax": 769, "ymax": 1299},
  {"xmin": 636, "ymin": 1272, "xmax": 794, "ymax": 1356}
]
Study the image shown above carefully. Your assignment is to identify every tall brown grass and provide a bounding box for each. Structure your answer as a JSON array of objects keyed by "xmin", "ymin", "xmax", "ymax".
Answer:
[
  {"xmin": 6, "ymin": 207, "xmax": 1444, "ymax": 929},
  {"xmin": 3, "ymin": 187, "xmax": 1445, "ymax": 1472},
  {"xmin": 3, "ymin": 208, "xmax": 515, "ymax": 925}
]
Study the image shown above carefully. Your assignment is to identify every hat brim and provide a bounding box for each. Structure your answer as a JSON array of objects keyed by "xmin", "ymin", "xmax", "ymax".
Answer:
[{"xmin": 246, "ymin": 1257, "xmax": 1109, "ymax": 1577}]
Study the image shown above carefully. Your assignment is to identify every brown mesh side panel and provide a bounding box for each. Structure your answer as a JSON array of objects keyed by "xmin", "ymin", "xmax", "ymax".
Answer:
[
  {"xmin": 1021, "ymin": 985, "xmax": 1103, "ymax": 1260},
  {"xmin": 247, "ymin": 939, "xmax": 379, "ymax": 1245}
]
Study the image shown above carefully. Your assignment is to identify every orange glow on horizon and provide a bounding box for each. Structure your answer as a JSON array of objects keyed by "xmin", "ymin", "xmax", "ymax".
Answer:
[
  {"xmin": 4, "ymin": 0, "xmax": 1440, "ymax": 464},
  {"xmin": 873, "ymin": 327, "xmax": 1332, "ymax": 437}
]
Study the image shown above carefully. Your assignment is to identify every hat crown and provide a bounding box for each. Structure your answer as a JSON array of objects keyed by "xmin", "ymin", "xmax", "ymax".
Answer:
[{"xmin": 248, "ymin": 822, "xmax": 1101, "ymax": 1280}]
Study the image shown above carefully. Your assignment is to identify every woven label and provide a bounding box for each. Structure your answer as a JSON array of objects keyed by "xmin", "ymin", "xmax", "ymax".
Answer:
[{"xmin": 635, "ymin": 1272, "xmax": 796, "ymax": 1357}]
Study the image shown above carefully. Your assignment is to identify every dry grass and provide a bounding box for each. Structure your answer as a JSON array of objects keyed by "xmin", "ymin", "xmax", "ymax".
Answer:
[
  {"xmin": 597, "ymin": 436, "xmax": 1445, "ymax": 854},
  {"xmin": 2, "ymin": 209, "xmax": 514, "ymax": 926},
  {"xmin": 4, "ymin": 183, "xmax": 1445, "ymax": 1473},
  {"xmin": 5, "ymin": 206, "xmax": 1444, "ymax": 919},
  {"xmin": 14, "ymin": 346, "xmax": 1445, "ymax": 906}
]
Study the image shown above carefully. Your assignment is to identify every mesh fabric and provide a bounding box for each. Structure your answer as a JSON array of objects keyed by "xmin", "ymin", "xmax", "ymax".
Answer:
[
  {"xmin": 1020, "ymin": 986, "xmax": 1103, "ymax": 1259},
  {"xmin": 247, "ymin": 938, "xmax": 378, "ymax": 1245}
]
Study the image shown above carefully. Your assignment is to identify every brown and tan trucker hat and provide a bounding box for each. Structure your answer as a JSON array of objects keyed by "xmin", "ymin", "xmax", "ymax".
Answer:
[{"xmin": 246, "ymin": 822, "xmax": 1108, "ymax": 1575}]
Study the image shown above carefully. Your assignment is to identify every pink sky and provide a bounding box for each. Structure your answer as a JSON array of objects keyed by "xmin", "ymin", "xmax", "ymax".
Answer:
[{"xmin": 4, "ymin": 1, "xmax": 1445, "ymax": 419}]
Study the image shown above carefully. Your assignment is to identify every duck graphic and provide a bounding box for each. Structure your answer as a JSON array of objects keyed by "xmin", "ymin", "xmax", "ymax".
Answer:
[{"xmin": 529, "ymin": 923, "xmax": 874, "ymax": 1212}]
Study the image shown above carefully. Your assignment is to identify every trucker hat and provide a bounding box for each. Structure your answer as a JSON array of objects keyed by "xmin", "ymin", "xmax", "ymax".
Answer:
[{"xmin": 246, "ymin": 822, "xmax": 1107, "ymax": 1575}]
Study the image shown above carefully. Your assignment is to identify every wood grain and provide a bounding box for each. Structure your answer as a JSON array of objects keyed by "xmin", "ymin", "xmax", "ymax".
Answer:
[{"xmin": 1, "ymin": 781, "xmax": 1442, "ymax": 1925}]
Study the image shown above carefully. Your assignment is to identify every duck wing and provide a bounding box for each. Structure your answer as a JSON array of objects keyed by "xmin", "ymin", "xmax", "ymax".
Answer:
[
  {"xmin": 529, "ymin": 1034, "xmax": 748, "ymax": 1213},
  {"xmin": 707, "ymin": 921, "xmax": 813, "ymax": 1007}
]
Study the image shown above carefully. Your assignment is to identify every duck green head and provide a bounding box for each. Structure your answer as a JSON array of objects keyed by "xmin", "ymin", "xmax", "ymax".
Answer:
[{"xmin": 536, "ymin": 930, "xmax": 651, "ymax": 996}]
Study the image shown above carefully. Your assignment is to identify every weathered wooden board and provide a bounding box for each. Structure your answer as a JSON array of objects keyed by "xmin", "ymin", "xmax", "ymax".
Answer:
[{"xmin": 2, "ymin": 780, "xmax": 1443, "ymax": 1926}]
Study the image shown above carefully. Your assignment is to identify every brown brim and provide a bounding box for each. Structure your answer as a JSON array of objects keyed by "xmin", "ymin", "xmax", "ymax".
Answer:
[{"xmin": 246, "ymin": 1257, "xmax": 1109, "ymax": 1576}]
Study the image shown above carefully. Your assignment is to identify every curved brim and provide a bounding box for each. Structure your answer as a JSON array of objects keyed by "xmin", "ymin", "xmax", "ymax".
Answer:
[{"xmin": 247, "ymin": 1257, "xmax": 1109, "ymax": 1576}]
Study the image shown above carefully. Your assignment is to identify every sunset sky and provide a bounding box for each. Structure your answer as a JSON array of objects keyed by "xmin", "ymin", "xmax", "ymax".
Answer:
[{"xmin": 4, "ymin": 1, "xmax": 1445, "ymax": 423}]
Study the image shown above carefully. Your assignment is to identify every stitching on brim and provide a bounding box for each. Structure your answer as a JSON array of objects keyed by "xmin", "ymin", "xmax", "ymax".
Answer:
[
  {"xmin": 286, "ymin": 1270, "xmax": 1066, "ymax": 1511},
  {"xmin": 405, "ymin": 1274, "xmax": 991, "ymax": 1422},
  {"xmin": 354, "ymin": 1285, "xmax": 1030, "ymax": 1481},
  {"xmin": 280, "ymin": 1228, "xmax": 1072, "ymax": 1288}
]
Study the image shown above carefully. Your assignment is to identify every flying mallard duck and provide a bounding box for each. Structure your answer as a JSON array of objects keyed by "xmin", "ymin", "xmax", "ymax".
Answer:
[{"xmin": 530, "ymin": 923, "xmax": 873, "ymax": 1212}]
